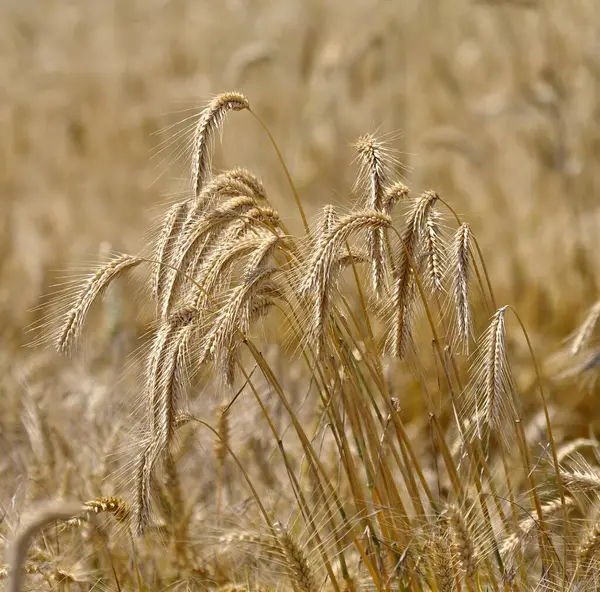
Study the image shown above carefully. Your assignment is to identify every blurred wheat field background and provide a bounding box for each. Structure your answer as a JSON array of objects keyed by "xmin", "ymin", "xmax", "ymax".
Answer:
[{"xmin": 1, "ymin": 0, "xmax": 600, "ymax": 590}]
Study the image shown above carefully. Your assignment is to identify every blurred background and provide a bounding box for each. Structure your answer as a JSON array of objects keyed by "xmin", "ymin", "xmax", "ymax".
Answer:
[{"xmin": 0, "ymin": 0, "xmax": 598, "ymax": 349}]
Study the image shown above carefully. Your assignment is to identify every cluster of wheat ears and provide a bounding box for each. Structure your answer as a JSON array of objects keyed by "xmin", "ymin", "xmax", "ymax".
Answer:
[{"xmin": 3, "ymin": 91, "xmax": 600, "ymax": 591}]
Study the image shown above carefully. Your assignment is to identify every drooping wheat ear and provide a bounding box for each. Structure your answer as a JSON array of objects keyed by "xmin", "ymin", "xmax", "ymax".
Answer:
[
  {"xmin": 5, "ymin": 501, "xmax": 83, "ymax": 592},
  {"xmin": 577, "ymin": 518, "xmax": 600, "ymax": 566},
  {"xmin": 451, "ymin": 223, "xmax": 473, "ymax": 354},
  {"xmin": 274, "ymin": 522, "xmax": 318, "ymax": 592},
  {"xmin": 316, "ymin": 204, "xmax": 337, "ymax": 251},
  {"xmin": 422, "ymin": 206, "xmax": 446, "ymax": 294},
  {"xmin": 226, "ymin": 167, "xmax": 268, "ymax": 203},
  {"xmin": 467, "ymin": 306, "xmax": 517, "ymax": 442},
  {"xmin": 559, "ymin": 467, "xmax": 600, "ymax": 494},
  {"xmin": 192, "ymin": 92, "xmax": 250, "ymax": 197},
  {"xmin": 200, "ymin": 267, "xmax": 277, "ymax": 383},
  {"xmin": 557, "ymin": 438, "xmax": 600, "ymax": 462},
  {"xmin": 184, "ymin": 169, "xmax": 267, "ymax": 235},
  {"xmin": 67, "ymin": 497, "xmax": 131, "ymax": 527},
  {"xmin": 432, "ymin": 532, "xmax": 454, "ymax": 592},
  {"xmin": 383, "ymin": 181, "xmax": 409, "ymax": 215},
  {"xmin": 300, "ymin": 210, "xmax": 391, "ymax": 356},
  {"xmin": 499, "ymin": 496, "xmax": 574, "ymax": 559},
  {"xmin": 136, "ymin": 306, "xmax": 199, "ymax": 533},
  {"xmin": 445, "ymin": 505, "xmax": 477, "ymax": 579},
  {"xmin": 56, "ymin": 254, "xmax": 142, "ymax": 355},
  {"xmin": 571, "ymin": 300, "xmax": 600, "ymax": 355},
  {"xmin": 388, "ymin": 191, "xmax": 438, "ymax": 358},
  {"xmin": 161, "ymin": 195, "xmax": 258, "ymax": 320},
  {"xmin": 193, "ymin": 231, "xmax": 274, "ymax": 309},
  {"xmin": 355, "ymin": 134, "xmax": 388, "ymax": 296},
  {"xmin": 153, "ymin": 201, "xmax": 189, "ymax": 313}
]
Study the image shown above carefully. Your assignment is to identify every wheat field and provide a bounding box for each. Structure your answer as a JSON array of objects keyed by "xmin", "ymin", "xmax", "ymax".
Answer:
[{"xmin": 1, "ymin": 1, "xmax": 600, "ymax": 590}]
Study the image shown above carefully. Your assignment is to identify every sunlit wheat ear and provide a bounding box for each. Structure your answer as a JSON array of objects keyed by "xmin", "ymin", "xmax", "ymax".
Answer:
[
  {"xmin": 56, "ymin": 254, "xmax": 142, "ymax": 355},
  {"xmin": 153, "ymin": 201, "xmax": 189, "ymax": 313},
  {"xmin": 66, "ymin": 497, "xmax": 131, "ymax": 527},
  {"xmin": 577, "ymin": 516, "xmax": 600, "ymax": 567},
  {"xmin": 383, "ymin": 181, "xmax": 409, "ymax": 215},
  {"xmin": 387, "ymin": 191, "xmax": 438, "ymax": 358},
  {"xmin": 316, "ymin": 204, "xmax": 337, "ymax": 251},
  {"xmin": 355, "ymin": 134, "xmax": 388, "ymax": 296},
  {"xmin": 160, "ymin": 195, "xmax": 258, "ymax": 320},
  {"xmin": 199, "ymin": 267, "xmax": 277, "ymax": 382},
  {"xmin": 559, "ymin": 455, "xmax": 600, "ymax": 495},
  {"xmin": 299, "ymin": 210, "xmax": 391, "ymax": 355},
  {"xmin": 274, "ymin": 522, "xmax": 318, "ymax": 592},
  {"xmin": 432, "ymin": 531, "xmax": 454, "ymax": 592},
  {"xmin": 445, "ymin": 505, "xmax": 477, "ymax": 579},
  {"xmin": 226, "ymin": 167, "xmax": 268, "ymax": 203},
  {"xmin": 191, "ymin": 92, "xmax": 250, "ymax": 197},
  {"xmin": 499, "ymin": 496, "xmax": 574, "ymax": 561},
  {"xmin": 136, "ymin": 305, "xmax": 199, "ymax": 533},
  {"xmin": 570, "ymin": 300, "xmax": 600, "ymax": 355},
  {"xmin": 465, "ymin": 306, "xmax": 518, "ymax": 443},
  {"xmin": 192, "ymin": 231, "xmax": 274, "ymax": 309},
  {"xmin": 450, "ymin": 223, "xmax": 474, "ymax": 354},
  {"xmin": 422, "ymin": 206, "xmax": 446, "ymax": 294}
]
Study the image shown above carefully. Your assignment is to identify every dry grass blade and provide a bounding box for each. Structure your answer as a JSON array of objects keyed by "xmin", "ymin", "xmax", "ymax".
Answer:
[
  {"xmin": 191, "ymin": 92, "xmax": 250, "ymax": 197},
  {"xmin": 56, "ymin": 253, "xmax": 142, "ymax": 355}
]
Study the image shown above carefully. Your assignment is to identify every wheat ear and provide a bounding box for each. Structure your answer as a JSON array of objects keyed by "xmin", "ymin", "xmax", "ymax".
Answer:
[
  {"xmin": 388, "ymin": 191, "xmax": 438, "ymax": 358},
  {"xmin": 153, "ymin": 201, "xmax": 189, "ymax": 313},
  {"xmin": 160, "ymin": 195, "xmax": 257, "ymax": 320},
  {"xmin": 56, "ymin": 254, "xmax": 142, "ymax": 354},
  {"xmin": 300, "ymin": 210, "xmax": 391, "ymax": 356},
  {"xmin": 499, "ymin": 496, "xmax": 574, "ymax": 559},
  {"xmin": 355, "ymin": 134, "xmax": 388, "ymax": 296},
  {"xmin": 467, "ymin": 306, "xmax": 518, "ymax": 442},
  {"xmin": 571, "ymin": 300, "xmax": 600, "ymax": 355},
  {"xmin": 192, "ymin": 92, "xmax": 250, "ymax": 196},
  {"xmin": 445, "ymin": 505, "xmax": 477, "ymax": 579},
  {"xmin": 451, "ymin": 223, "xmax": 473, "ymax": 354},
  {"xmin": 274, "ymin": 522, "xmax": 318, "ymax": 592}
]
